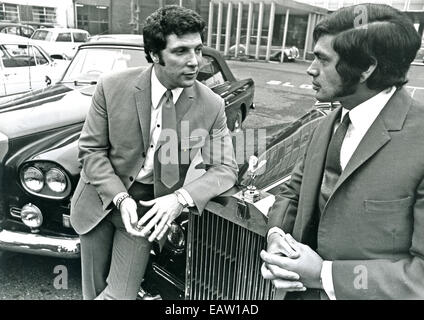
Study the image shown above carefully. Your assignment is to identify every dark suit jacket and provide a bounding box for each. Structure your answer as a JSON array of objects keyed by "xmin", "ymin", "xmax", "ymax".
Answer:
[
  {"xmin": 70, "ymin": 66, "xmax": 238, "ymax": 235},
  {"xmin": 268, "ymin": 88, "xmax": 424, "ymax": 299}
]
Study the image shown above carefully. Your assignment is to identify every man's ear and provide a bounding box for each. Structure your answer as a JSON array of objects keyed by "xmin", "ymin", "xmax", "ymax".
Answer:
[
  {"xmin": 360, "ymin": 60, "xmax": 377, "ymax": 83},
  {"xmin": 150, "ymin": 52, "xmax": 159, "ymax": 63}
]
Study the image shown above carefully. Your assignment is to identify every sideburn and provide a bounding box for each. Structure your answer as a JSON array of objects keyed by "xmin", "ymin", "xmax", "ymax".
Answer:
[{"xmin": 335, "ymin": 60, "xmax": 361, "ymax": 96}]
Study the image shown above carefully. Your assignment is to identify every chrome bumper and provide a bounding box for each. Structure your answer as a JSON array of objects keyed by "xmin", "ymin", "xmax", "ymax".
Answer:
[{"xmin": 0, "ymin": 229, "xmax": 80, "ymax": 258}]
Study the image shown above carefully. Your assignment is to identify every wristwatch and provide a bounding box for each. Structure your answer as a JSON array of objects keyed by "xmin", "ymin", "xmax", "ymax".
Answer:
[{"xmin": 174, "ymin": 190, "xmax": 189, "ymax": 209}]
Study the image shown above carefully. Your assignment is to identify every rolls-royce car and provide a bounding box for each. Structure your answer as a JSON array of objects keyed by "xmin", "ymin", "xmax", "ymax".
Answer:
[{"xmin": 0, "ymin": 39, "xmax": 254, "ymax": 263}]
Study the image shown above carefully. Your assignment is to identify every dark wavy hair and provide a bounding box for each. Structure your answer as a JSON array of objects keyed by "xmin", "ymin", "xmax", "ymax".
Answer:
[
  {"xmin": 142, "ymin": 5, "xmax": 205, "ymax": 63},
  {"xmin": 313, "ymin": 3, "xmax": 421, "ymax": 90}
]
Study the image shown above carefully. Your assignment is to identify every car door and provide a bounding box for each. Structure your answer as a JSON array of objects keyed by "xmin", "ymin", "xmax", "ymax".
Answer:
[
  {"xmin": 28, "ymin": 45, "xmax": 53, "ymax": 90},
  {"xmin": 0, "ymin": 63, "xmax": 6, "ymax": 96},
  {"xmin": 0, "ymin": 43, "xmax": 31, "ymax": 95}
]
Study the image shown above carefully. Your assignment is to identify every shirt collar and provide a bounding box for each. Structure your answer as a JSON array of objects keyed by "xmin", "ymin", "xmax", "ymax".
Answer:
[
  {"xmin": 151, "ymin": 67, "xmax": 184, "ymax": 109},
  {"xmin": 341, "ymin": 86, "xmax": 396, "ymax": 129}
]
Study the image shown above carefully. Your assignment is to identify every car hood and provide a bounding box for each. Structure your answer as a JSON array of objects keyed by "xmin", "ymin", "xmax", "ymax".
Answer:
[{"xmin": 0, "ymin": 83, "xmax": 95, "ymax": 140}]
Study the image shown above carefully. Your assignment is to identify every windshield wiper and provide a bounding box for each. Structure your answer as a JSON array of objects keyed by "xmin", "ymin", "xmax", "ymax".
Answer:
[
  {"xmin": 73, "ymin": 80, "xmax": 98, "ymax": 86},
  {"xmin": 61, "ymin": 80, "xmax": 97, "ymax": 86}
]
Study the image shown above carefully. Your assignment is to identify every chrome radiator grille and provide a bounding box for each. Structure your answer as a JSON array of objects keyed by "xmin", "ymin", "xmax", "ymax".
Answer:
[{"xmin": 186, "ymin": 208, "xmax": 275, "ymax": 300}]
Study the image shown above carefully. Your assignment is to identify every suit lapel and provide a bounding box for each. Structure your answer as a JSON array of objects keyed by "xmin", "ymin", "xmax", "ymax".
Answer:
[
  {"xmin": 325, "ymin": 88, "xmax": 411, "ymax": 210},
  {"xmin": 175, "ymin": 85, "xmax": 195, "ymax": 142},
  {"xmin": 176, "ymin": 85, "xmax": 195, "ymax": 124},
  {"xmin": 134, "ymin": 66, "xmax": 153, "ymax": 153},
  {"xmin": 297, "ymin": 107, "xmax": 341, "ymax": 241}
]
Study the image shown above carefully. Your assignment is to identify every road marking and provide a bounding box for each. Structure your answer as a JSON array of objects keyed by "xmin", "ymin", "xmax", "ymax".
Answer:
[
  {"xmin": 266, "ymin": 80, "xmax": 424, "ymax": 98},
  {"xmin": 300, "ymin": 84, "xmax": 313, "ymax": 89},
  {"xmin": 267, "ymin": 80, "xmax": 281, "ymax": 85}
]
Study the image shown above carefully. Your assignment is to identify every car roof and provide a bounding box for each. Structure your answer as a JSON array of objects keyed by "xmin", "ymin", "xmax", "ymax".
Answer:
[
  {"xmin": 33, "ymin": 27, "xmax": 89, "ymax": 33},
  {"xmin": 89, "ymin": 34, "xmax": 144, "ymax": 40},
  {"xmin": 0, "ymin": 33, "xmax": 36, "ymax": 44},
  {"xmin": 0, "ymin": 22, "xmax": 35, "ymax": 29},
  {"xmin": 77, "ymin": 40, "xmax": 233, "ymax": 80}
]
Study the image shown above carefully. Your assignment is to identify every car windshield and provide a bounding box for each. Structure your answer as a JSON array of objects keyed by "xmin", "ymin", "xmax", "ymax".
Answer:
[
  {"xmin": 62, "ymin": 47, "xmax": 149, "ymax": 83},
  {"xmin": 73, "ymin": 32, "xmax": 88, "ymax": 43},
  {"xmin": 31, "ymin": 30, "xmax": 53, "ymax": 41}
]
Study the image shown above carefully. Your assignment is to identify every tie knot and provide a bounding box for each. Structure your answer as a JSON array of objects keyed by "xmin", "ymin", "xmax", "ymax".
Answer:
[
  {"xmin": 165, "ymin": 89, "xmax": 173, "ymax": 100},
  {"xmin": 341, "ymin": 112, "xmax": 350, "ymax": 126}
]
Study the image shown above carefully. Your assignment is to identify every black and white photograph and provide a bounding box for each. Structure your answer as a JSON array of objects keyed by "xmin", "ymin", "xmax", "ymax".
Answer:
[{"xmin": 0, "ymin": 0, "xmax": 424, "ymax": 303}]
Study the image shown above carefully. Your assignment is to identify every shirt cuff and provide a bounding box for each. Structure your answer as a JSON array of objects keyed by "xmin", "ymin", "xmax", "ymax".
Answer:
[
  {"xmin": 113, "ymin": 192, "xmax": 129, "ymax": 206},
  {"xmin": 321, "ymin": 261, "xmax": 336, "ymax": 300},
  {"xmin": 178, "ymin": 188, "xmax": 195, "ymax": 207},
  {"xmin": 267, "ymin": 226, "xmax": 286, "ymax": 242}
]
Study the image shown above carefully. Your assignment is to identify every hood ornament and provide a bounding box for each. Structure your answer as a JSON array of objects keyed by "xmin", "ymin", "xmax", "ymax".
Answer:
[{"xmin": 243, "ymin": 156, "xmax": 267, "ymax": 202}]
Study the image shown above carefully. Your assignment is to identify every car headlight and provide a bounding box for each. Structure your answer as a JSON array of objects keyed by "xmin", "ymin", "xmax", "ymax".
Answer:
[
  {"xmin": 46, "ymin": 168, "xmax": 67, "ymax": 193},
  {"xmin": 166, "ymin": 222, "xmax": 185, "ymax": 253},
  {"xmin": 20, "ymin": 162, "xmax": 71, "ymax": 199},
  {"xmin": 23, "ymin": 166, "xmax": 44, "ymax": 192},
  {"xmin": 21, "ymin": 203, "xmax": 43, "ymax": 231}
]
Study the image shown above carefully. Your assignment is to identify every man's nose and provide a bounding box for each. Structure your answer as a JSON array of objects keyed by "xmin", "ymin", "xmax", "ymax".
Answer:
[
  {"xmin": 306, "ymin": 60, "xmax": 319, "ymax": 76},
  {"xmin": 187, "ymin": 51, "xmax": 199, "ymax": 66}
]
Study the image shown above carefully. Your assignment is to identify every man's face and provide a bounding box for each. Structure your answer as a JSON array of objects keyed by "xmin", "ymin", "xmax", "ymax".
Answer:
[
  {"xmin": 152, "ymin": 32, "xmax": 203, "ymax": 89},
  {"xmin": 307, "ymin": 35, "xmax": 345, "ymax": 102}
]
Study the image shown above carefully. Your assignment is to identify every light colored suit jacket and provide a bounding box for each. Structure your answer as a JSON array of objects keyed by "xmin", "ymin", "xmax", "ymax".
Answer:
[
  {"xmin": 268, "ymin": 88, "xmax": 424, "ymax": 299},
  {"xmin": 70, "ymin": 66, "xmax": 238, "ymax": 235}
]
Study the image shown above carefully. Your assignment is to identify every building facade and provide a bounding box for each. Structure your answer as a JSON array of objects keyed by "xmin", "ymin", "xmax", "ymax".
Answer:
[
  {"xmin": 297, "ymin": 0, "xmax": 424, "ymax": 38},
  {"xmin": 207, "ymin": 0, "xmax": 327, "ymax": 61},
  {"xmin": 74, "ymin": 0, "xmax": 211, "ymax": 35},
  {"xmin": 0, "ymin": 0, "xmax": 74, "ymax": 28}
]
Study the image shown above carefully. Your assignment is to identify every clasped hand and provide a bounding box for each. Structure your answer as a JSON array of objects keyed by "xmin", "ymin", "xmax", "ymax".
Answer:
[
  {"xmin": 260, "ymin": 233, "xmax": 323, "ymax": 292},
  {"xmin": 119, "ymin": 193, "xmax": 183, "ymax": 242}
]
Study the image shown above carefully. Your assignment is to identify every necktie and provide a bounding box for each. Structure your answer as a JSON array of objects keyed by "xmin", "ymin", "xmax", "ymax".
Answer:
[
  {"xmin": 158, "ymin": 89, "xmax": 179, "ymax": 188},
  {"xmin": 318, "ymin": 112, "xmax": 351, "ymax": 213}
]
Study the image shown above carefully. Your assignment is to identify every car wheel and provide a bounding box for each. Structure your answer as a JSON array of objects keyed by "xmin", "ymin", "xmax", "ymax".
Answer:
[{"xmin": 232, "ymin": 109, "xmax": 243, "ymax": 133}]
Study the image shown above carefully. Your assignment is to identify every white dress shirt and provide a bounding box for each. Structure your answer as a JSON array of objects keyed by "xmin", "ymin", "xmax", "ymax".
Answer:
[
  {"xmin": 268, "ymin": 86, "xmax": 396, "ymax": 299},
  {"xmin": 113, "ymin": 67, "xmax": 194, "ymax": 206}
]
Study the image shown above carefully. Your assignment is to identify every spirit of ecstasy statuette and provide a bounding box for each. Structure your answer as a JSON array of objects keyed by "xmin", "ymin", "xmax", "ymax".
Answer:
[
  {"xmin": 243, "ymin": 156, "xmax": 267, "ymax": 202},
  {"xmin": 233, "ymin": 155, "xmax": 274, "ymax": 221}
]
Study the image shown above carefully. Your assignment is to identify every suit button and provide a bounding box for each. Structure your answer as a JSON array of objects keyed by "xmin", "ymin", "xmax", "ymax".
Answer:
[
  {"xmin": 129, "ymin": 176, "xmax": 134, "ymax": 182},
  {"xmin": 142, "ymin": 152, "xmax": 146, "ymax": 157}
]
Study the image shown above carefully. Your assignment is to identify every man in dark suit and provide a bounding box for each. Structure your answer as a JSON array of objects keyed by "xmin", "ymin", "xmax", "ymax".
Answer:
[
  {"xmin": 70, "ymin": 5, "xmax": 238, "ymax": 300},
  {"xmin": 261, "ymin": 4, "xmax": 424, "ymax": 299}
]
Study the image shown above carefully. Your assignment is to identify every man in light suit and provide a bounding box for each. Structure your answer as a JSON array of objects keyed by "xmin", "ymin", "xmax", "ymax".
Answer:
[
  {"xmin": 261, "ymin": 4, "xmax": 424, "ymax": 299},
  {"xmin": 70, "ymin": 5, "xmax": 238, "ymax": 300}
]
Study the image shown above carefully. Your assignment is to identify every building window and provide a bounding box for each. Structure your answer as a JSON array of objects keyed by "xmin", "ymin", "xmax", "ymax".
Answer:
[
  {"xmin": 409, "ymin": 0, "xmax": 424, "ymax": 11},
  {"xmin": 77, "ymin": 4, "xmax": 109, "ymax": 35},
  {"xmin": 0, "ymin": 3, "xmax": 19, "ymax": 22},
  {"xmin": 32, "ymin": 6, "xmax": 56, "ymax": 24}
]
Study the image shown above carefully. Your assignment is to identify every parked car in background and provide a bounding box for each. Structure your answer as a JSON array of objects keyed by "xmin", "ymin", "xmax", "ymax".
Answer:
[
  {"xmin": 30, "ymin": 28, "xmax": 90, "ymax": 60},
  {"xmin": 0, "ymin": 34, "xmax": 68, "ymax": 97},
  {"xmin": 229, "ymin": 35, "xmax": 300, "ymax": 62},
  {"xmin": 0, "ymin": 39, "xmax": 254, "ymax": 265},
  {"xmin": 0, "ymin": 23, "xmax": 35, "ymax": 38}
]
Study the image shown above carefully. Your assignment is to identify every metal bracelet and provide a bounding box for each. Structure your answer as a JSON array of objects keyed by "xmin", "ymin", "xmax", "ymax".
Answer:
[{"xmin": 116, "ymin": 193, "xmax": 131, "ymax": 211}]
